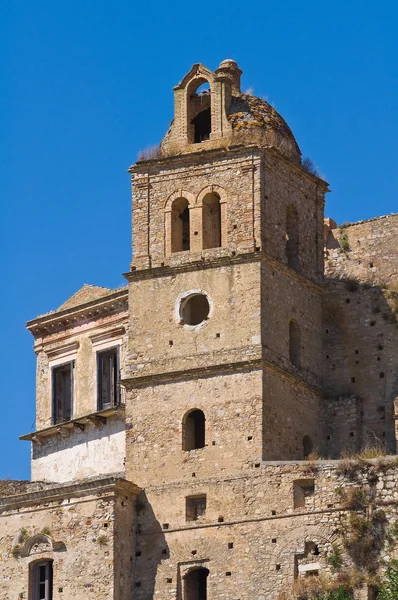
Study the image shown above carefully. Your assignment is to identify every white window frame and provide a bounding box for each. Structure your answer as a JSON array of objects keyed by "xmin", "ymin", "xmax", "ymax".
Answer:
[{"xmin": 32, "ymin": 560, "xmax": 53, "ymax": 600}]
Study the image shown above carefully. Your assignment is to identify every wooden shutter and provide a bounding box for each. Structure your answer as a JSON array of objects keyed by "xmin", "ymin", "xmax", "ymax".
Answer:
[
  {"xmin": 52, "ymin": 363, "xmax": 73, "ymax": 424},
  {"xmin": 97, "ymin": 348, "xmax": 119, "ymax": 410}
]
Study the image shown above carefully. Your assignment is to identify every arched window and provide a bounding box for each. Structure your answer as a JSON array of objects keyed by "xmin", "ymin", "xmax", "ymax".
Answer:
[
  {"xmin": 30, "ymin": 560, "xmax": 53, "ymax": 600},
  {"xmin": 303, "ymin": 435, "xmax": 313, "ymax": 459},
  {"xmin": 184, "ymin": 567, "xmax": 209, "ymax": 600},
  {"xmin": 171, "ymin": 198, "xmax": 190, "ymax": 252},
  {"xmin": 183, "ymin": 409, "xmax": 205, "ymax": 451},
  {"xmin": 289, "ymin": 320, "xmax": 301, "ymax": 368},
  {"xmin": 202, "ymin": 193, "xmax": 221, "ymax": 249},
  {"xmin": 188, "ymin": 80, "xmax": 212, "ymax": 144},
  {"xmin": 286, "ymin": 204, "xmax": 300, "ymax": 271}
]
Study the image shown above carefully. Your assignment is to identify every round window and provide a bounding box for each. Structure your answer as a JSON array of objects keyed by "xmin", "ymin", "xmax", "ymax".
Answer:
[{"xmin": 180, "ymin": 294, "xmax": 210, "ymax": 326}]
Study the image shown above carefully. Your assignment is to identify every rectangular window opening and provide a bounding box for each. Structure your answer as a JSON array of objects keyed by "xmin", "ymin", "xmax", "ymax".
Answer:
[
  {"xmin": 52, "ymin": 362, "xmax": 74, "ymax": 424},
  {"xmin": 32, "ymin": 560, "xmax": 53, "ymax": 600},
  {"xmin": 97, "ymin": 347, "xmax": 120, "ymax": 410},
  {"xmin": 293, "ymin": 479, "xmax": 315, "ymax": 509},
  {"xmin": 186, "ymin": 495, "xmax": 207, "ymax": 522}
]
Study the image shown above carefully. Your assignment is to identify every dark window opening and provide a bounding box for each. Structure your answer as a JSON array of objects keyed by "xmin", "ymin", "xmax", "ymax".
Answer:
[
  {"xmin": 305, "ymin": 541, "xmax": 320, "ymax": 557},
  {"xmin": 286, "ymin": 204, "xmax": 300, "ymax": 271},
  {"xmin": 184, "ymin": 567, "xmax": 209, "ymax": 600},
  {"xmin": 183, "ymin": 409, "xmax": 205, "ymax": 451},
  {"xmin": 97, "ymin": 347, "xmax": 119, "ymax": 410},
  {"xmin": 52, "ymin": 362, "xmax": 73, "ymax": 424},
  {"xmin": 32, "ymin": 561, "xmax": 53, "ymax": 600},
  {"xmin": 180, "ymin": 294, "xmax": 210, "ymax": 326},
  {"xmin": 192, "ymin": 108, "xmax": 211, "ymax": 143},
  {"xmin": 186, "ymin": 495, "xmax": 207, "ymax": 521},
  {"xmin": 289, "ymin": 320, "xmax": 301, "ymax": 368},
  {"xmin": 181, "ymin": 207, "xmax": 190, "ymax": 250},
  {"xmin": 171, "ymin": 198, "xmax": 190, "ymax": 252},
  {"xmin": 202, "ymin": 193, "xmax": 221, "ymax": 249},
  {"xmin": 293, "ymin": 479, "xmax": 315, "ymax": 509},
  {"xmin": 303, "ymin": 435, "xmax": 313, "ymax": 459}
]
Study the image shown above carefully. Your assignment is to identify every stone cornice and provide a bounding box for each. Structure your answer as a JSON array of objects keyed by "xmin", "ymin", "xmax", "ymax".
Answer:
[
  {"xmin": 129, "ymin": 144, "xmax": 329, "ymax": 191},
  {"xmin": 129, "ymin": 144, "xmax": 261, "ymax": 173},
  {"xmin": 124, "ymin": 252, "xmax": 260, "ymax": 281},
  {"xmin": 122, "ymin": 354, "xmax": 321, "ymax": 396},
  {"xmin": 0, "ymin": 477, "xmax": 140, "ymax": 513},
  {"xmin": 27, "ymin": 288, "xmax": 128, "ymax": 337},
  {"xmin": 122, "ymin": 358, "xmax": 263, "ymax": 388},
  {"xmin": 124, "ymin": 251, "xmax": 323, "ymax": 295}
]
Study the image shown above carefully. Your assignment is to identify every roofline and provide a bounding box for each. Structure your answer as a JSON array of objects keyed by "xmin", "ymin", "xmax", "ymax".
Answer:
[
  {"xmin": 333, "ymin": 212, "xmax": 398, "ymax": 229},
  {"xmin": 26, "ymin": 287, "xmax": 128, "ymax": 332},
  {"xmin": 0, "ymin": 476, "xmax": 140, "ymax": 512}
]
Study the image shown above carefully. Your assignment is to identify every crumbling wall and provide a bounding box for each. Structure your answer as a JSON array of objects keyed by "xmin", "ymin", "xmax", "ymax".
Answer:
[
  {"xmin": 325, "ymin": 214, "xmax": 398, "ymax": 285},
  {"xmin": 0, "ymin": 478, "xmax": 138, "ymax": 600},
  {"xmin": 135, "ymin": 462, "xmax": 398, "ymax": 600},
  {"xmin": 323, "ymin": 215, "xmax": 398, "ymax": 454}
]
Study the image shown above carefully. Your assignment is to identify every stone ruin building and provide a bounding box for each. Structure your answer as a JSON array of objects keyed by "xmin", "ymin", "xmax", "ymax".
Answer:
[{"xmin": 0, "ymin": 59, "xmax": 397, "ymax": 600}]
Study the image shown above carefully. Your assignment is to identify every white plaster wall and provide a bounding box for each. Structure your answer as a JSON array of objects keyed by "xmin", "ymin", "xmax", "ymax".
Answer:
[{"xmin": 31, "ymin": 420, "xmax": 125, "ymax": 483}]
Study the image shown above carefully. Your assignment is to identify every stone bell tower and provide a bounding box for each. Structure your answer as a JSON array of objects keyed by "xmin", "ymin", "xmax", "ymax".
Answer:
[{"xmin": 123, "ymin": 60, "xmax": 328, "ymax": 598}]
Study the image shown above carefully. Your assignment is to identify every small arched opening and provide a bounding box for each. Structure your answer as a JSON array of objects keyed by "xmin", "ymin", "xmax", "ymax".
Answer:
[
  {"xmin": 286, "ymin": 204, "xmax": 300, "ymax": 271},
  {"xmin": 171, "ymin": 197, "xmax": 190, "ymax": 252},
  {"xmin": 188, "ymin": 80, "xmax": 212, "ymax": 144},
  {"xmin": 289, "ymin": 320, "xmax": 301, "ymax": 368},
  {"xmin": 183, "ymin": 409, "xmax": 205, "ymax": 451},
  {"xmin": 303, "ymin": 435, "xmax": 313, "ymax": 459},
  {"xmin": 202, "ymin": 193, "xmax": 221, "ymax": 249},
  {"xmin": 184, "ymin": 567, "xmax": 209, "ymax": 600}
]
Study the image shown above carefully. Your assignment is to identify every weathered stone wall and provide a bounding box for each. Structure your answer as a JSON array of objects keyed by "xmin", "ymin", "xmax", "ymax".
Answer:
[
  {"xmin": 325, "ymin": 214, "xmax": 398, "ymax": 285},
  {"xmin": 323, "ymin": 215, "xmax": 398, "ymax": 454},
  {"xmin": 262, "ymin": 370, "xmax": 321, "ymax": 460},
  {"xmin": 323, "ymin": 395, "xmax": 363, "ymax": 458},
  {"xmin": 263, "ymin": 152, "xmax": 326, "ymax": 283},
  {"xmin": 0, "ymin": 478, "xmax": 138, "ymax": 600},
  {"xmin": 261, "ymin": 260, "xmax": 323, "ymax": 383},
  {"xmin": 135, "ymin": 461, "xmax": 398, "ymax": 600},
  {"xmin": 130, "ymin": 148, "xmax": 263, "ymax": 271},
  {"xmin": 126, "ymin": 260, "xmax": 261, "ymax": 380},
  {"xmin": 125, "ymin": 369, "xmax": 263, "ymax": 488}
]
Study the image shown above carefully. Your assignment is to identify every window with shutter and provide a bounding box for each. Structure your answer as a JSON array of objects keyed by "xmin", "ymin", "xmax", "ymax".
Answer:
[
  {"xmin": 32, "ymin": 560, "xmax": 53, "ymax": 600},
  {"xmin": 52, "ymin": 362, "xmax": 73, "ymax": 424},
  {"xmin": 97, "ymin": 347, "xmax": 119, "ymax": 410}
]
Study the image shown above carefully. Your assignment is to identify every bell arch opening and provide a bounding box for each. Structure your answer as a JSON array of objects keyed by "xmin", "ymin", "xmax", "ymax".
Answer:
[
  {"xmin": 202, "ymin": 193, "xmax": 221, "ymax": 249},
  {"xmin": 171, "ymin": 198, "xmax": 190, "ymax": 252},
  {"xmin": 184, "ymin": 567, "xmax": 209, "ymax": 600},
  {"xmin": 187, "ymin": 79, "xmax": 212, "ymax": 144}
]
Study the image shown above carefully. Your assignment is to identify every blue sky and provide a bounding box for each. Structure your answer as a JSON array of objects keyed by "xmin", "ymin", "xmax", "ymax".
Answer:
[{"xmin": 1, "ymin": 1, "xmax": 397, "ymax": 479}]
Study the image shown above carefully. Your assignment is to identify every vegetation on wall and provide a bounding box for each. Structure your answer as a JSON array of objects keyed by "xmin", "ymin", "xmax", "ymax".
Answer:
[{"xmin": 377, "ymin": 559, "xmax": 398, "ymax": 599}]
